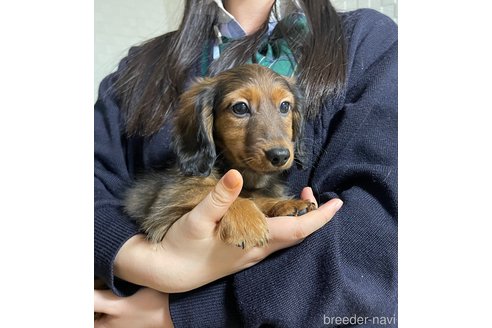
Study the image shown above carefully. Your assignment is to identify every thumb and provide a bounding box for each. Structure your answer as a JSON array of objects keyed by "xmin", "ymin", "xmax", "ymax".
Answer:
[
  {"xmin": 94, "ymin": 289, "xmax": 123, "ymax": 315},
  {"xmin": 191, "ymin": 169, "xmax": 243, "ymax": 223}
]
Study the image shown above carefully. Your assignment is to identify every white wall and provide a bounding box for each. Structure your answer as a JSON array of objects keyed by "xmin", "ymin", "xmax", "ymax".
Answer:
[
  {"xmin": 332, "ymin": 0, "xmax": 398, "ymax": 22},
  {"xmin": 94, "ymin": 0, "xmax": 397, "ymax": 100},
  {"xmin": 94, "ymin": 0, "xmax": 183, "ymax": 100}
]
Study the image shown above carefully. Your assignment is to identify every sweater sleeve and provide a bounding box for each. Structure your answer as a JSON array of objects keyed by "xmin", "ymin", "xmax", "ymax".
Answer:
[
  {"xmin": 94, "ymin": 56, "xmax": 142, "ymax": 297},
  {"xmin": 169, "ymin": 9, "xmax": 398, "ymax": 327}
]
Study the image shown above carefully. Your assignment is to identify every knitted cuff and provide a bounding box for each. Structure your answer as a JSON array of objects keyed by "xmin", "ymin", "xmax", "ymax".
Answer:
[{"xmin": 94, "ymin": 205, "xmax": 141, "ymax": 296}]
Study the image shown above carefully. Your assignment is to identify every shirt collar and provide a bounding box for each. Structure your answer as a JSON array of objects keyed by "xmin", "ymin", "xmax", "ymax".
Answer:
[{"xmin": 210, "ymin": 0, "xmax": 303, "ymax": 40}]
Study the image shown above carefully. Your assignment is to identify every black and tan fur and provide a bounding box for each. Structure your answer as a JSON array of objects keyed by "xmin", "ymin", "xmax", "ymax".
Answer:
[{"xmin": 125, "ymin": 64, "xmax": 316, "ymax": 248}]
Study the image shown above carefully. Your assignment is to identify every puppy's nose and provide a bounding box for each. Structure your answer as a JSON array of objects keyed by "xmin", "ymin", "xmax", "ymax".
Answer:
[{"xmin": 265, "ymin": 148, "xmax": 290, "ymax": 167}]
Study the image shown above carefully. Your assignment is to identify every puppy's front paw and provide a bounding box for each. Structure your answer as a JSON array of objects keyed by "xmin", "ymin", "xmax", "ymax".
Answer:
[
  {"xmin": 218, "ymin": 198, "xmax": 269, "ymax": 249},
  {"xmin": 268, "ymin": 199, "xmax": 317, "ymax": 217}
]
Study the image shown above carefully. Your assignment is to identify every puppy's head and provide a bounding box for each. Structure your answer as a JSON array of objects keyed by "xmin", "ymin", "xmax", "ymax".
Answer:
[{"xmin": 173, "ymin": 64, "xmax": 305, "ymax": 176}]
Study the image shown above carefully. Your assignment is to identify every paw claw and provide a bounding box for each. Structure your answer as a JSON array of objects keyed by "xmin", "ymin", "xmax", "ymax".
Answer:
[
  {"xmin": 297, "ymin": 207, "xmax": 308, "ymax": 216},
  {"xmin": 269, "ymin": 199, "xmax": 318, "ymax": 217}
]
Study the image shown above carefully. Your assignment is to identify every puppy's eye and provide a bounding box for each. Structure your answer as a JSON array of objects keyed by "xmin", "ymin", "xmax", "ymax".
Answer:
[
  {"xmin": 231, "ymin": 102, "xmax": 250, "ymax": 116},
  {"xmin": 279, "ymin": 101, "xmax": 291, "ymax": 114}
]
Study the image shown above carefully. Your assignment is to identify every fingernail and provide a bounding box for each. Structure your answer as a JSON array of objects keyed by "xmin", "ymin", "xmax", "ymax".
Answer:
[
  {"xmin": 333, "ymin": 199, "xmax": 343, "ymax": 211},
  {"xmin": 223, "ymin": 170, "xmax": 241, "ymax": 190}
]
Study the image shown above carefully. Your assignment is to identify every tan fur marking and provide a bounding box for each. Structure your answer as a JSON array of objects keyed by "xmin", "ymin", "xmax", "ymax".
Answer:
[{"xmin": 271, "ymin": 87, "xmax": 295, "ymax": 108}]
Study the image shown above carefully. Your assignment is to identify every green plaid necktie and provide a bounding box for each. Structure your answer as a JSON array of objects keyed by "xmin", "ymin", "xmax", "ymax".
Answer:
[{"xmin": 200, "ymin": 13, "xmax": 309, "ymax": 78}]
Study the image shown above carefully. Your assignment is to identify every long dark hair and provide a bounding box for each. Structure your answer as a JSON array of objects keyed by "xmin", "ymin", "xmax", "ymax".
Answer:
[{"xmin": 114, "ymin": 0, "xmax": 346, "ymax": 136}]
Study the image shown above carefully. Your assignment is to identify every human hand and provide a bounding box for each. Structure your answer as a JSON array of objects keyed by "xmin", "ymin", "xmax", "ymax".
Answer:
[
  {"xmin": 114, "ymin": 169, "xmax": 343, "ymax": 293},
  {"xmin": 94, "ymin": 287, "xmax": 173, "ymax": 328}
]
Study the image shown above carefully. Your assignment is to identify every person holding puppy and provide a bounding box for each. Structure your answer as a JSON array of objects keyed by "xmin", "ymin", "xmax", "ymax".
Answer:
[{"xmin": 94, "ymin": 0, "xmax": 397, "ymax": 327}]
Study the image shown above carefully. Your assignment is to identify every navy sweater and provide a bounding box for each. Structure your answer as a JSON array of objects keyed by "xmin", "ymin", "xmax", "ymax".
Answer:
[{"xmin": 95, "ymin": 9, "xmax": 398, "ymax": 328}]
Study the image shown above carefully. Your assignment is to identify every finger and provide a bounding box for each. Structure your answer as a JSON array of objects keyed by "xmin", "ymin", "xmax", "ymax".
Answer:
[
  {"xmin": 245, "ymin": 198, "xmax": 343, "ymax": 264},
  {"xmin": 94, "ymin": 289, "xmax": 123, "ymax": 315},
  {"xmin": 300, "ymin": 187, "xmax": 317, "ymax": 207},
  {"xmin": 267, "ymin": 198, "xmax": 343, "ymax": 249},
  {"xmin": 191, "ymin": 169, "xmax": 243, "ymax": 223}
]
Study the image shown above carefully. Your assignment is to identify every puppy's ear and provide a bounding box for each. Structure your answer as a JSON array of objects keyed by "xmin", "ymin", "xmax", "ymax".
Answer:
[
  {"xmin": 173, "ymin": 78, "xmax": 217, "ymax": 176},
  {"xmin": 287, "ymin": 78, "xmax": 307, "ymax": 170}
]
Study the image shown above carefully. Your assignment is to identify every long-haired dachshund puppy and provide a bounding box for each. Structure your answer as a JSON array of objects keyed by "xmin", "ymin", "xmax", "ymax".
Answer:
[{"xmin": 125, "ymin": 64, "xmax": 317, "ymax": 248}]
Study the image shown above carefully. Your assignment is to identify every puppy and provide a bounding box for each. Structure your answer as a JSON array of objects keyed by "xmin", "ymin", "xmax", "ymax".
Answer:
[{"xmin": 125, "ymin": 64, "xmax": 317, "ymax": 248}]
